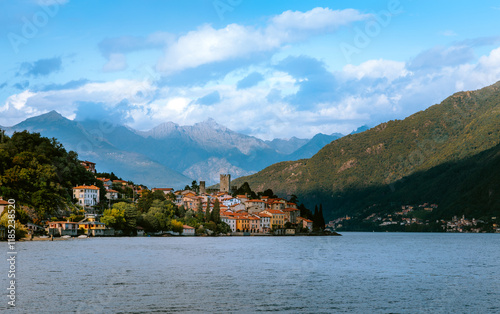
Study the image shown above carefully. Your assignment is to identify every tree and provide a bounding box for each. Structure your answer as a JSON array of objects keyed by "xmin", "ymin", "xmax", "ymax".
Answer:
[
  {"xmin": 205, "ymin": 201, "xmax": 211, "ymax": 222},
  {"xmin": 190, "ymin": 180, "xmax": 199, "ymax": 193},
  {"xmin": 313, "ymin": 205, "xmax": 319, "ymax": 230},
  {"xmin": 171, "ymin": 219, "xmax": 184, "ymax": 234},
  {"xmin": 211, "ymin": 198, "xmax": 221, "ymax": 223},
  {"xmin": 289, "ymin": 194, "xmax": 299, "ymax": 204},
  {"xmin": 319, "ymin": 204, "xmax": 325, "ymax": 229},
  {"xmin": 101, "ymin": 207, "xmax": 126, "ymax": 231}
]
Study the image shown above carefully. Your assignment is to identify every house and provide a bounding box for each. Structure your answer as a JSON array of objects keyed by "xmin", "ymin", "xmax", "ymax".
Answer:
[
  {"xmin": 229, "ymin": 203, "xmax": 246, "ymax": 212},
  {"xmin": 235, "ymin": 195, "xmax": 248, "ymax": 202},
  {"xmin": 0, "ymin": 197, "xmax": 9, "ymax": 216},
  {"xmin": 262, "ymin": 209, "xmax": 285, "ymax": 229},
  {"xmin": 78, "ymin": 215, "xmax": 110, "ymax": 236},
  {"xmin": 222, "ymin": 197, "xmax": 241, "ymax": 207},
  {"xmin": 297, "ymin": 217, "xmax": 313, "ymax": 232},
  {"xmin": 152, "ymin": 188, "xmax": 174, "ymax": 195},
  {"xmin": 73, "ymin": 185, "xmax": 100, "ymax": 209},
  {"xmin": 105, "ymin": 189, "xmax": 119, "ymax": 200},
  {"xmin": 47, "ymin": 221, "xmax": 78, "ymax": 236},
  {"xmin": 248, "ymin": 215, "xmax": 261, "ymax": 233},
  {"xmin": 182, "ymin": 225, "xmax": 195, "ymax": 236},
  {"xmin": 283, "ymin": 208, "xmax": 300, "ymax": 224},
  {"xmin": 26, "ymin": 222, "xmax": 44, "ymax": 234},
  {"xmin": 183, "ymin": 195, "xmax": 202, "ymax": 211},
  {"xmin": 136, "ymin": 226, "xmax": 145, "ymax": 236},
  {"xmin": 257, "ymin": 212, "xmax": 272, "ymax": 233},
  {"xmin": 96, "ymin": 177, "xmax": 112, "ymax": 190},
  {"xmin": 285, "ymin": 228, "xmax": 296, "ymax": 235},
  {"xmin": 245, "ymin": 199, "xmax": 266, "ymax": 213},
  {"xmin": 236, "ymin": 215, "xmax": 250, "ymax": 232},
  {"xmin": 221, "ymin": 215, "xmax": 237, "ymax": 232},
  {"xmin": 80, "ymin": 160, "xmax": 96, "ymax": 173}
]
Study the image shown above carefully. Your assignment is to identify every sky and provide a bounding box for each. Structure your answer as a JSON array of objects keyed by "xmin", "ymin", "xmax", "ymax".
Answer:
[{"xmin": 1, "ymin": 0, "xmax": 500, "ymax": 140}]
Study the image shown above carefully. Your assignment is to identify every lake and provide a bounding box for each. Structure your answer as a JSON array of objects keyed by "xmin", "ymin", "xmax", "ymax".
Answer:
[{"xmin": 1, "ymin": 233, "xmax": 499, "ymax": 313}]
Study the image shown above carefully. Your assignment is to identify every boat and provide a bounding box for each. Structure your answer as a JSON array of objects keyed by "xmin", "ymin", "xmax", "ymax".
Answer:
[{"xmin": 77, "ymin": 235, "xmax": 88, "ymax": 239}]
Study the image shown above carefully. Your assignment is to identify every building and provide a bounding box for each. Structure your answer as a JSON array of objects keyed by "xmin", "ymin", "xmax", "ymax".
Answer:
[
  {"xmin": 199, "ymin": 181, "xmax": 206, "ymax": 194},
  {"xmin": 47, "ymin": 221, "xmax": 79, "ymax": 236},
  {"xmin": 78, "ymin": 215, "xmax": 110, "ymax": 236},
  {"xmin": 80, "ymin": 160, "xmax": 96, "ymax": 173},
  {"xmin": 152, "ymin": 188, "xmax": 174, "ymax": 195},
  {"xmin": 263, "ymin": 209, "xmax": 285, "ymax": 229},
  {"xmin": 73, "ymin": 185, "xmax": 100, "ymax": 209},
  {"xmin": 257, "ymin": 212, "xmax": 272, "ymax": 233},
  {"xmin": 245, "ymin": 199, "xmax": 266, "ymax": 214},
  {"xmin": 283, "ymin": 208, "xmax": 300, "ymax": 224},
  {"xmin": 297, "ymin": 217, "xmax": 313, "ymax": 232},
  {"xmin": 220, "ymin": 174, "xmax": 231, "ymax": 193},
  {"xmin": 248, "ymin": 215, "xmax": 261, "ymax": 233},
  {"xmin": 105, "ymin": 189, "xmax": 119, "ymax": 200},
  {"xmin": 182, "ymin": 225, "xmax": 195, "ymax": 236},
  {"xmin": 96, "ymin": 177, "xmax": 112, "ymax": 190},
  {"xmin": 0, "ymin": 197, "xmax": 9, "ymax": 216},
  {"xmin": 223, "ymin": 198, "xmax": 241, "ymax": 207},
  {"xmin": 221, "ymin": 215, "xmax": 237, "ymax": 232}
]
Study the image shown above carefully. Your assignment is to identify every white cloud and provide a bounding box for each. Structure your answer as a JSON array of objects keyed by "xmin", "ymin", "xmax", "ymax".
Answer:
[
  {"xmin": 342, "ymin": 59, "xmax": 409, "ymax": 81},
  {"xmin": 157, "ymin": 8, "xmax": 370, "ymax": 74},
  {"xmin": 271, "ymin": 7, "xmax": 371, "ymax": 31}
]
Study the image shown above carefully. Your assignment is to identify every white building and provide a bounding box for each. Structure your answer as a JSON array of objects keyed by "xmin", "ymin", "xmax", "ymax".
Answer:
[
  {"xmin": 73, "ymin": 185, "xmax": 100, "ymax": 209},
  {"xmin": 222, "ymin": 197, "xmax": 241, "ymax": 207},
  {"xmin": 221, "ymin": 216, "xmax": 237, "ymax": 232},
  {"xmin": 257, "ymin": 212, "xmax": 272, "ymax": 232},
  {"xmin": 105, "ymin": 189, "xmax": 119, "ymax": 200},
  {"xmin": 182, "ymin": 225, "xmax": 195, "ymax": 236}
]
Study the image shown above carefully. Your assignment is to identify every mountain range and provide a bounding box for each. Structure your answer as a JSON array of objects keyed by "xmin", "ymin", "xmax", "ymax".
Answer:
[
  {"xmin": 2, "ymin": 112, "xmax": 347, "ymax": 188},
  {"xmin": 233, "ymin": 81, "xmax": 500, "ymax": 221}
]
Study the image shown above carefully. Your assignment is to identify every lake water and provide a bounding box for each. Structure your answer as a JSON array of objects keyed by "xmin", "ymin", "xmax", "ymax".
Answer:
[{"xmin": 1, "ymin": 233, "xmax": 499, "ymax": 313}]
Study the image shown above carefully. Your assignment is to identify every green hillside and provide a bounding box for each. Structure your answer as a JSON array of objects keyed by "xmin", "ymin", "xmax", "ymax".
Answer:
[{"xmin": 233, "ymin": 81, "xmax": 500, "ymax": 221}]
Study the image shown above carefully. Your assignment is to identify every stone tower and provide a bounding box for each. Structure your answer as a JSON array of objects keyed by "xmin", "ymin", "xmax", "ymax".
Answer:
[
  {"xmin": 199, "ymin": 181, "xmax": 206, "ymax": 194},
  {"xmin": 220, "ymin": 174, "xmax": 231, "ymax": 193}
]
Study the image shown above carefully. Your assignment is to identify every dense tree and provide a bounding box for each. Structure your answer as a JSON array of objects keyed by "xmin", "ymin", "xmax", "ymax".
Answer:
[
  {"xmin": 232, "ymin": 182, "xmax": 257, "ymax": 199},
  {"xmin": 101, "ymin": 207, "xmax": 126, "ymax": 231},
  {"xmin": 205, "ymin": 201, "xmax": 211, "ymax": 222},
  {"xmin": 211, "ymin": 198, "xmax": 221, "ymax": 223},
  {"xmin": 0, "ymin": 131, "xmax": 96, "ymax": 217}
]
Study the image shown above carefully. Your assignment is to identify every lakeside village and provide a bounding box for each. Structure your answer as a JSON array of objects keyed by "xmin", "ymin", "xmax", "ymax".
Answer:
[
  {"xmin": 0, "ymin": 160, "xmax": 335, "ymax": 240},
  {"xmin": 329, "ymin": 204, "xmax": 500, "ymax": 233}
]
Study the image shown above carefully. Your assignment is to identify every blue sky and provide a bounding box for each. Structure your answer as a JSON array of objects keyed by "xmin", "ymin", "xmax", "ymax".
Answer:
[{"xmin": 1, "ymin": 0, "xmax": 500, "ymax": 140}]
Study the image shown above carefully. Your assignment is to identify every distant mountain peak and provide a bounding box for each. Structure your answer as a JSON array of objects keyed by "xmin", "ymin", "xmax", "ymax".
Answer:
[
  {"xmin": 194, "ymin": 118, "xmax": 226, "ymax": 131},
  {"xmin": 22, "ymin": 110, "xmax": 66, "ymax": 125}
]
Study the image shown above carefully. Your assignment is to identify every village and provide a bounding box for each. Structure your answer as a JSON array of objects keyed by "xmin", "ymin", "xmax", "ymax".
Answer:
[
  {"xmin": 328, "ymin": 203, "xmax": 500, "ymax": 233},
  {"xmin": 7, "ymin": 160, "xmax": 321, "ymax": 238}
]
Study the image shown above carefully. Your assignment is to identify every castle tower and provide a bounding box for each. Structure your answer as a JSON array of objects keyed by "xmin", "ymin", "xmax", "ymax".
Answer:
[
  {"xmin": 220, "ymin": 174, "xmax": 231, "ymax": 193},
  {"xmin": 199, "ymin": 181, "xmax": 206, "ymax": 194}
]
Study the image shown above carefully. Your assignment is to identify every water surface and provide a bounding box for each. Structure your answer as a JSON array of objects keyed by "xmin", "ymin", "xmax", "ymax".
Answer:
[{"xmin": 1, "ymin": 233, "xmax": 499, "ymax": 313}]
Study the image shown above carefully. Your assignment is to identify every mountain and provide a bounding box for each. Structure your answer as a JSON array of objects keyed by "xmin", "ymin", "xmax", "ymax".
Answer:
[
  {"xmin": 233, "ymin": 81, "xmax": 500, "ymax": 221},
  {"xmin": 287, "ymin": 133, "xmax": 343, "ymax": 161},
  {"xmin": 265, "ymin": 137, "xmax": 309, "ymax": 155},
  {"xmin": 3, "ymin": 112, "xmax": 343, "ymax": 187},
  {"xmin": 4, "ymin": 111, "xmax": 192, "ymax": 189},
  {"xmin": 350, "ymin": 125, "xmax": 370, "ymax": 134}
]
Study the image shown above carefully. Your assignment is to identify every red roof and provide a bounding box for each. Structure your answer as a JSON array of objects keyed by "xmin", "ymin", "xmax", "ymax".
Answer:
[
  {"xmin": 265, "ymin": 209, "xmax": 285, "ymax": 214},
  {"xmin": 283, "ymin": 208, "xmax": 299, "ymax": 212},
  {"xmin": 183, "ymin": 225, "xmax": 195, "ymax": 229},
  {"xmin": 73, "ymin": 185, "xmax": 99, "ymax": 190},
  {"xmin": 0, "ymin": 199, "xmax": 9, "ymax": 205}
]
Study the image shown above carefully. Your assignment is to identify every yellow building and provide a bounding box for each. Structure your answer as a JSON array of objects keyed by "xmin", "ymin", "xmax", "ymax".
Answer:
[
  {"xmin": 78, "ymin": 215, "xmax": 107, "ymax": 236},
  {"xmin": 263, "ymin": 209, "xmax": 285, "ymax": 229},
  {"xmin": 236, "ymin": 215, "xmax": 250, "ymax": 232}
]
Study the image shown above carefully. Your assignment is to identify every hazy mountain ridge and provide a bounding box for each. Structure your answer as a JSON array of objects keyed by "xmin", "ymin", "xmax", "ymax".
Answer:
[
  {"xmin": 232, "ymin": 81, "xmax": 500, "ymax": 220},
  {"xmin": 3, "ymin": 111, "xmax": 345, "ymax": 187}
]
